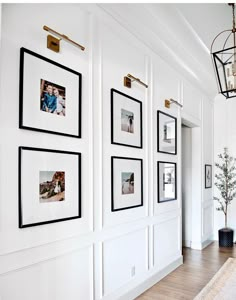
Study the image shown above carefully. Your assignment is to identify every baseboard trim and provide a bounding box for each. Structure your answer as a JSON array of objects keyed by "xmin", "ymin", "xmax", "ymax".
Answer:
[
  {"xmin": 119, "ymin": 256, "xmax": 183, "ymax": 300},
  {"xmin": 191, "ymin": 239, "xmax": 213, "ymax": 250},
  {"xmin": 182, "ymin": 240, "xmax": 191, "ymax": 248},
  {"xmin": 201, "ymin": 239, "xmax": 214, "ymax": 249}
]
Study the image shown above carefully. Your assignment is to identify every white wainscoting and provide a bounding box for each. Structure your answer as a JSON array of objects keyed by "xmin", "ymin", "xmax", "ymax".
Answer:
[
  {"xmin": 103, "ymin": 228, "xmax": 148, "ymax": 296},
  {"xmin": 153, "ymin": 215, "xmax": 181, "ymax": 270},
  {"xmin": 0, "ymin": 245, "xmax": 93, "ymax": 300}
]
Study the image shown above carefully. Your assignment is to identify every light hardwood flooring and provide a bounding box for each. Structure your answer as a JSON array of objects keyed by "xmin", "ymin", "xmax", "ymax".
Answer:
[{"xmin": 136, "ymin": 241, "xmax": 236, "ymax": 300}]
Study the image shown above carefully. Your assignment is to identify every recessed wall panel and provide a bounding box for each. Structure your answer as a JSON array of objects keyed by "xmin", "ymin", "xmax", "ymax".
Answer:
[
  {"xmin": 103, "ymin": 228, "xmax": 148, "ymax": 295},
  {"xmin": 154, "ymin": 217, "xmax": 181, "ymax": 270},
  {"xmin": 0, "ymin": 246, "xmax": 93, "ymax": 300},
  {"xmin": 101, "ymin": 23, "xmax": 148, "ymax": 227}
]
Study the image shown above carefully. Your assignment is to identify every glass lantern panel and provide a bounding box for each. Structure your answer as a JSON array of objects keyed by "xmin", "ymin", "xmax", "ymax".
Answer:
[{"xmin": 213, "ymin": 46, "xmax": 236, "ymax": 98}]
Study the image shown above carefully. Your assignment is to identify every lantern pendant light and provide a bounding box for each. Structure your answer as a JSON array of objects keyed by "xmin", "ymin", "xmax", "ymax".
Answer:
[{"xmin": 211, "ymin": 3, "xmax": 236, "ymax": 99}]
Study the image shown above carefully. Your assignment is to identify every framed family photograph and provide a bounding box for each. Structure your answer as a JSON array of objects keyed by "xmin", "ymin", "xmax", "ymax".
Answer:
[
  {"xmin": 205, "ymin": 164, "xmax": 212, "ymax": 188},
  {"xmin": 19, "ymin": 47, "xmax": 82, "ymax": 138},
  {"xmin": 157, "ymin": 161, "xmax": 177, "ymax": 203},
  {"xmin": 157, "ymin": 110, "xmax": 177, "ymax": 155},
  {"xmin": 19, "ymin": 146, "xmax": 81, "ymax": 228},
  {"xmin": 111, "ymin": 89, "xmax": 142, "ymax": 148},
  {"xmin": 111, "ymin": 156, "xmax": 143, "ymax": 211}
]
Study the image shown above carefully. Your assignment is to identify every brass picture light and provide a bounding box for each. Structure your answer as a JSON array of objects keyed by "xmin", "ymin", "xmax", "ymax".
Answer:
[
  {"xmin": 43, "ymin": 25, "xmax": 85, "ymax": 53},
  {"xmin": 124, "ymin": 73, "xmax": 148, "ymax": 88},
  {"xmin": 165, "ymin": 98, "xmax": 183, "ymax": 109}
]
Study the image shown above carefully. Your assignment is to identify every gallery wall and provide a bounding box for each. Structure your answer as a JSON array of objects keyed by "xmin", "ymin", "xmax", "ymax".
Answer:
[{"xmin": 0, "ymin": 3, "xmax": 213, "ymax": 300}]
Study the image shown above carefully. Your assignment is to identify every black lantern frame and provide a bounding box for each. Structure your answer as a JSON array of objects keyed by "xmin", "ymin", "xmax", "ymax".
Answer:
[
  {"xmin": 212, "ymin": 45, "xmax": 236, "ymax": 99},
  {"xmin": 211, "ymin": 4, "xmax": 236, "ymax": 99}
]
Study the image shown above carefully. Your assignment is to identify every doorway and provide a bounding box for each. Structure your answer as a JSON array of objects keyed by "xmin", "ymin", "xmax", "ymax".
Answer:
[
  {"xmin": 182, "ymin": 123, "xmax": 192, "ymax": 247},
  {"xmin": 181, "ymin": 117, "xmax": 201, "ymax": 249}
]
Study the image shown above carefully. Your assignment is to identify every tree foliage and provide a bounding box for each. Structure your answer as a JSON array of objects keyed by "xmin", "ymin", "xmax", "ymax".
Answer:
[{"xmin": 214, "ymin": 147, "xmax": 236, "ymax": 228}]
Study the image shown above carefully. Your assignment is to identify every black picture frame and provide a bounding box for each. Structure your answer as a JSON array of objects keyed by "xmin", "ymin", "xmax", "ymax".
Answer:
[
  {"xmin": 157, "ymin": 161, "xmax": 177, "ymax": 203},
  {"xmin": 19, "ymin": 146, "xmax": 81, "ymax": 228},
  {"xmin": 111, "ymin": 88, "xmax": 143, "ymax": 148},
  {"xmin": 111, "ymin": 156, "xmax": 143, "ymax": 211},
  {"xmin": 157, "ymin": 110, "xmax": 177, "ymax": 155},
  {"xmin": 205, "ymin": 164, "xmax": 212, "ymax": 189},
  {"xmin": 19, "ymin": 47, "xmax": 82, "ymax": 138}
]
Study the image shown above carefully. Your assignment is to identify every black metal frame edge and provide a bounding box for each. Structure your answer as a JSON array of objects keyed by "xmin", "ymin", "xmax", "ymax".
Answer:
[
  {"xmin": 205, "ymin": 164, "xmax": 212, "ymax": 189},
  {"xmin": 111, "ymin": 156, "xmax": 143, "ymax": 212},
  {"xmin": 18, "ymin": 146, "xmax": 82, "ymax": 228},
  {"xmin": 157, "ymin": 110, "xmax": 177, "ymax": 155},
  {"xmin": 157, "ymin": 161, "xmax": 177, "ymax": 203},
  {"xmin": 213, "ymin": 45, "xmax": 236, "ymax": 55},
  {"xmin": 111, "ymin": 88, "xmax": 143, "ymax": 149},
  {"xmin": 19, "ymin": 47, "xmax": 82, "ymax": 138}
]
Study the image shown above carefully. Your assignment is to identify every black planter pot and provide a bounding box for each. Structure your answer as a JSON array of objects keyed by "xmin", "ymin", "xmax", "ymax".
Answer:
[{"xmin": 218, "ymin": 228, "xmax": 234, "ymax": 247}]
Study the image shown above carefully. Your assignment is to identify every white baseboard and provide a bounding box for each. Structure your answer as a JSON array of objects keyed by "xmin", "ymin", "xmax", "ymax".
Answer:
[
  {"xmin": 191, "ymin": 239, "xmax": 213, "ymax": 250},
  {"xmin": 201, "ymin": 239, "xmax": 214, "ymax": 249},
  {"xmin": 119, "ymin": 256, "xmax": 183, "ymax": 300},
  {"xmin": 182, "ymin": 240, "xmax": 191, "ymax": 248}
]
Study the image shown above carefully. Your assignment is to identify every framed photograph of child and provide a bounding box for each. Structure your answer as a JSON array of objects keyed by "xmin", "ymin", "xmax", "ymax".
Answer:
[
  {"xmin": 19, "ymin": 146, "xmax": 81, "ymax": 228},
  {"xmin": 19, "ymin": 47, "xmax": 82, "ymax": 138},
  {"xmin": 111, "ymin": 156, "xmax": 143, "ymax": 211},
  {"xmin": 157, "ymin": 110, "xmax": 177, "ymax": 155},
  {"xmin": 111, "ymin": 89, "xmax": 143, "ymax": 148}
]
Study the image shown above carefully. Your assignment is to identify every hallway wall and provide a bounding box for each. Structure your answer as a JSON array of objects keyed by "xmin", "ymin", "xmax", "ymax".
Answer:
[{"xmin": 0, "ymin": 4, "xmax": 213, "ymax": 299}]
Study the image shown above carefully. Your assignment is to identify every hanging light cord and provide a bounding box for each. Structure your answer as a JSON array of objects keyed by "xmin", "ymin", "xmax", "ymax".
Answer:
[
  {"xmin": 232, "ymin": 3, "xmax": 236, "ymax": 32},
  {"xmin": 229, "ymin": 3, "xmax": 236, "ymax": 65}
]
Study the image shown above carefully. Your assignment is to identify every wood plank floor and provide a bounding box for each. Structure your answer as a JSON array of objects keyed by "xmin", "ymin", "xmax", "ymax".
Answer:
[{"xmin": 136, "ymin": 242, "xmax": 236, "ymax": 300}]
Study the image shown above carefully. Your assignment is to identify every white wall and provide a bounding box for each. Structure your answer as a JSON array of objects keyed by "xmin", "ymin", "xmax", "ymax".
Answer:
[
  {"xmin": 0, "ymin": 4, "xmax": 1, "ymax": 26},
  {"xmin": 202, "ymin": 99, "xmax": 214, "ymax": 244},
  {"xmin": 0, "ymin": 3, "xmax": 214, "ymax": 300},
  {"xmin": 181, "ymin": 82, "xmax": 214, "ymax": 250},
  {"xmin": 214, "ymin": 94, "xmax": 236, "ymax": 239},
  {"xmin": 0, "ymin": 3, "xmax": 2, "ymax": 69}
]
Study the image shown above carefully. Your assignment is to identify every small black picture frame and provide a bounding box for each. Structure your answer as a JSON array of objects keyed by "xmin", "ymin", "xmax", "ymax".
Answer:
[
  {"xmin": 111, "ymin": 156, "xmax": 143, "ymax": 211},
  {"xmin": 205, "ymin": 164, "xmax": 212, "ymax": 189},
  {"xmin": 157, "ymin": 110, "xmax": 177, "ymax": 155},
  {"xmin": 111, "ymin": 88, "xmax": 143, "ymax": 148},
  {"xmin": 157, "ymin": 161, "xmax": 177, "ymax": 203},
  {"xmin": 19, "ymin": 146, "xmax": 81, "ymax": 228},
  {"xmin": 19, "ymin": 47, "xmax": 82, "ymax": 138}
]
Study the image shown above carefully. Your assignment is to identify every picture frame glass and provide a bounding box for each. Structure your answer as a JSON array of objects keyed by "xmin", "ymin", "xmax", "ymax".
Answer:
[
  {"xmin": 158, "ymin": 111, "xmax": 176, "ymax": 154},
  {"xmin": 158, "ymin": 162, "xmax": 176, "ymax": 203},
  {"xmin": 19, "ymin": 147, "xmax": 81, "ymax": 227},
  {"xmin": 112, "ymin": 157, "xmax": 143, "ymax": 211},
  {"xmin": 20, "ymin": 48, "xmax": 82, "ymax": 138},
  {"xmin": 111, "ymin": 89, "xmax": 142, "ymax": 148}
]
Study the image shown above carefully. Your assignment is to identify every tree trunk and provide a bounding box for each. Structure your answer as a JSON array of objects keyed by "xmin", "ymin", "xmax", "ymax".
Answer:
[{"xmin": 225, "ymin": 205, "xmax": 228, "ymax": 228}]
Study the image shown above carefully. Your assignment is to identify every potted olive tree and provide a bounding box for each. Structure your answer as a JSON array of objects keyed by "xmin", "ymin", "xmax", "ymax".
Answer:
[{"xmin": 214, "ymin": 147, "xmax": 236, "ymax": 247}]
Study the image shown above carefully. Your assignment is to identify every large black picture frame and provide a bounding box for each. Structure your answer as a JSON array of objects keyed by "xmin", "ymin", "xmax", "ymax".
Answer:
[
  {"xmin": 111, "ymin": 156, "xmax": 143, "ymax": 211},
  {"xmin": 111, "ymin": 88, "xmax": 143, "ymax": 148},
  {"xmin": 19, "ymin": 47, "xmax": 82, "ymax": 138},
  {"xmin": 157, "ymin": 110, "xmax": 177, "ymax": 155},
  {"xmin": 19, "ymin": 146, "xmax": 81, "ymax": 228}
]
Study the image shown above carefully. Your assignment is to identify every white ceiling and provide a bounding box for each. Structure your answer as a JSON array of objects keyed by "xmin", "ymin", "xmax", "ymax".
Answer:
[{"xmin": 98, "ymin": 3, "xmax": 232, "ymax": 99}]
